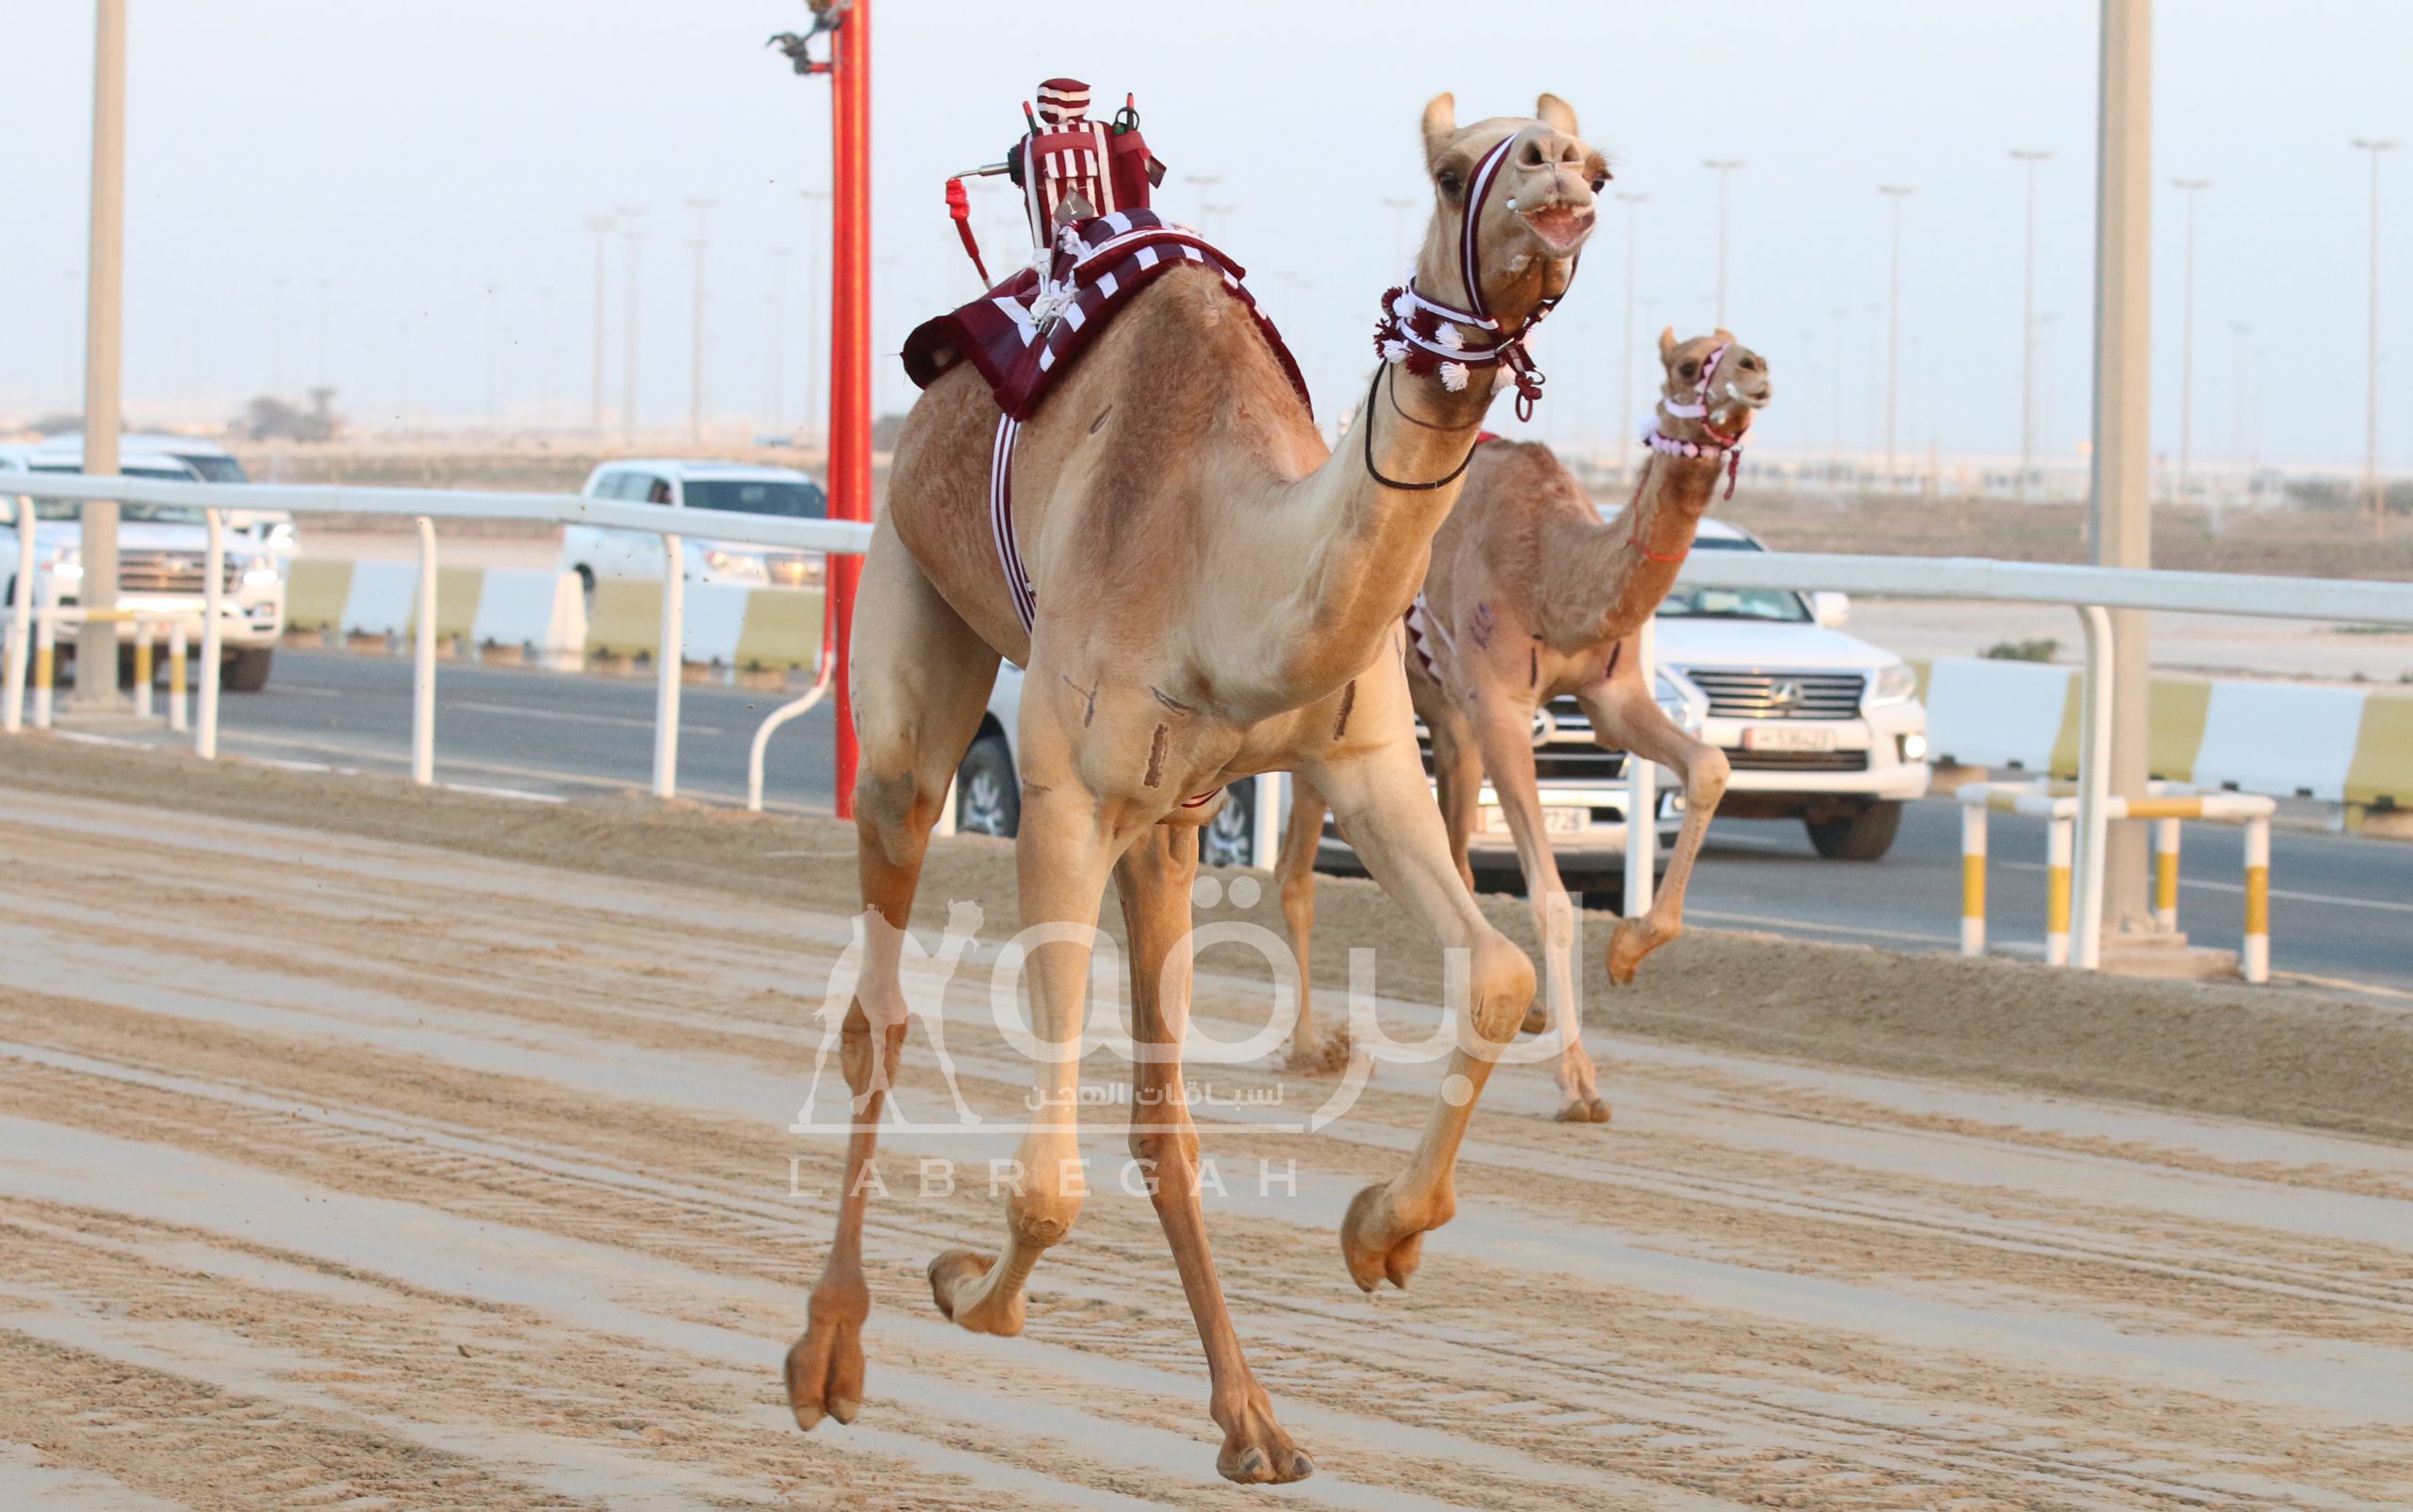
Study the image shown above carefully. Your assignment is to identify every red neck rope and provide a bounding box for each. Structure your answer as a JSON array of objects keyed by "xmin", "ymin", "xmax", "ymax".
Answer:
[{"xmin": 1371, "ymin": 132, "xmax": 1570, "ymax": 422}]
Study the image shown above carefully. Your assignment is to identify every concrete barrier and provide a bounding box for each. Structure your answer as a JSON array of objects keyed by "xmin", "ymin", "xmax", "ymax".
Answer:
[
  {"xmin": 1920, "ymin": 655, "xmax": 2409, "ymax": 814},
  {"xmin": 289, "ymin": 559, "xmax": 823, "ymax": 674}
]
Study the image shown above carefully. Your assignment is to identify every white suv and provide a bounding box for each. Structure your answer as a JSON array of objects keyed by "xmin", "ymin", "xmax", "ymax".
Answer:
[
  {"xmin": 1, "ymin": 448, "xmax": 288, "ymax": 691},
  {"xmin": 1655, "ymin": 519, "xmax": 1931, "ymax": 859},
  {"xmin": 563, "ymin": 461, "xmax": 829, "ymax": 605}
]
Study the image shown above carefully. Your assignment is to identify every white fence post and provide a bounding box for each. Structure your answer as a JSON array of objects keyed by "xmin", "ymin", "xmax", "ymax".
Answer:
[
  {"xmin": 3, "ymin": 496, "xmax": 30, "ymax": 733},
  {"xmin": 2045, "ymin": 813, "xmax": 2074, "ymax": 967},
  {"xmin": 1251, "ymin": 771, "xmax": 1286, "ymax": 872},
  {"xmin": 197, "ymin": 509, "xmax": 224, "ymax": 760},
  {"xmin": 2071, "ymin": 605, "xmax": 2114, "ymax": 969},
  {"xmin": 1959, "ymin": 793, "xmax": 1987, "ymax": 957},
  {"xmin": 32, "ymin": 613, "xmax": 56, "ymax": 729},
  {"xmin": 2241, "ymin": 814, "xmax": 2271, "ymax": 984},
  {"xmin": 1622, "ymin": 615, "xmax": 1659, "ymax": 914},
  {"xmin": 654, "ymin": 534, "xmax": 684, "ymax": 799},
  {"xmin": 412, "ymin": 517, "xmax": 436, "ymax": 784},
  {"xmin": 167, "ymin": 616, "xmax": 189, "ymax": 733},
  {"xmin": 132, "ymin": 616, "xmax": 154, "ymax": 720}
]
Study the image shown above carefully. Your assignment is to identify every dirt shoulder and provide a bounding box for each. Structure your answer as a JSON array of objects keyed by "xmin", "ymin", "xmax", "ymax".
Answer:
[{"xmin": 8, "ymin": 733, "xmax": 2408, "ymax": 1144}]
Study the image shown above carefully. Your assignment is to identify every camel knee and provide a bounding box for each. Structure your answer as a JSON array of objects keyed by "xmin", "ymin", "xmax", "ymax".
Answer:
[
  {"xmin": 1005, "ymin": 1153, "xmax": 1087, "ymax": 1249},
  {"xmin": 1127, "ymin": 1121, "xmax": 1200, "ymax": 1189},
  {"xmin": 1688, "ymin": 745, "xmax": 1731, "ymax": 807},
  {"xmin": 1466, "ymin": 930, "xmax": 1537, "ymax": 1044}
]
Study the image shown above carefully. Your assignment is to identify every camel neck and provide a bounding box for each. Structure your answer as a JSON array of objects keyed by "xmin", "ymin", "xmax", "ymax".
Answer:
[{"xmin": 1541, "ymin": 449, "xmax": 1723, "ymax": 649}]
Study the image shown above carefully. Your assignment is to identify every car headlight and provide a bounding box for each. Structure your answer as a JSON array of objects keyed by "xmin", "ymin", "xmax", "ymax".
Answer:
[
  {"xmin": 44, "ymin": 550, "xmax": 82, "ymax": 582},
  {"xmin": 699, "ymin": 547, "xmax": 768, "ymax": 581},
  {"xmin": 243, "ymin": 561, "xmax": 283, "ymax": 588},
  {"xmin": 1654, "ymin": 670, "xmax": 1706, "ymax": 733},
  {"xmin": 1867, "ymin": 664, "xmax": 1918, "ymax": 706},
  {"xmin": 265, "ymin": 521, "xmax": 297, "ymax": 550}
]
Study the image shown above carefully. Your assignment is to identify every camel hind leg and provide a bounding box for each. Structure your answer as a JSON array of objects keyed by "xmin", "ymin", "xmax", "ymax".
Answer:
[
  {"xmin": 1120, "ymin": 824, "xmax": 1314, "ymax": 1484},
  {"xmin": 785, "ymin": 514, "xmax": 1000, "ymax": 1432},
  {"xmin": 1272, "ymin": 776, "xmax": 1350, "ymax": 1073}
]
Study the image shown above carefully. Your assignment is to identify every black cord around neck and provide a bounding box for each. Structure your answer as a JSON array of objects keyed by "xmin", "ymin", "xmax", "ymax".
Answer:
[{"xmin": 1361, "ymin": 367, "xmax": 1481, "ymax": 493}]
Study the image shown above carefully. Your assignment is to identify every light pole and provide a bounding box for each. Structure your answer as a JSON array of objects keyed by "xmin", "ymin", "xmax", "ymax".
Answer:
[
  {"xmin": 1185, "ymin": 173, "xmax": 1223, "ymax": 240},
  {"xmin": 685, "ymin": 197, "xmax": 715, "ymax": 443},
  {"xmin": 1381, "ymin": 195, "xmax": 1417, "ymax": 269},
  {"xmin": 2224, "ymin": 319, "xmax": 2251, "ymax": 529},
  {"xmin": 800, "ymin": 189, "xmax": 829, "ymax": 452},
  {"xmin": 1829, "ymin": 305, "xmax": 1847, "ymax": 478},
  {"xmin": 77, "ymin": 0, "xmax": 128, "ymax": 711},
  {"xmin": 2170, "ymin": 177, "xmax": 2211, "ymax": 508},
  {"xmin": 314, "ymin": 278, "xmax": 332, "ymax": 386},
  {"xmin": 1878, "ymin": 185, "xmax": 1915, "ymax": 478},
  {"xmin": 537, "ymin": 285, "xmax": 555, "ymax": 428},
  {"xmin": 2011, "ymin": 150, "xmax": 2052, "ymax": 497},
  {"xmin": 1616, "ymin": 192, "xmax": 1647, "ymax": 450},
  {"xmin": 2353, "ymin": 139, "xmax": 2396, "ymax": 539},
  {"xmin": 271, "ymin": 274, "xmax": 289, "ymax": 393},
  {"xmin": 619, "ymin": 207, "xmax": 645, "ymax": 446},
  {"xmin": 1703, "ymin": 159, "xmax": 1742, "ymax": 327},
  {"xmin": 484, "ymin": 283, "xmax": 503, "ymax": 429},
  {"xmin": 586, "ymin": 214, "xmax": 613, "ymax": 436},
  {"xmin": 769, "ymin": 246, "xmax": 793, "ymax": 434},
  {"xmin": 2036, "ymin": 312, "xmax": 2060, "ymax": 489}
]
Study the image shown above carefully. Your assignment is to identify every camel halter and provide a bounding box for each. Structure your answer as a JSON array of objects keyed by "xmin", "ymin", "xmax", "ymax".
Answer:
[
  {"xmin": 1637, "ymin": 342, "xmax": 1748, "ymax": 521},
  {"xmin": 1371, "ymin": 131, "xmax": 1569, "ymax": 426}
]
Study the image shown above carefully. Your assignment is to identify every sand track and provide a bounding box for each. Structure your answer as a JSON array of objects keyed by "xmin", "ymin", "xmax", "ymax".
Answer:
[{"xmin": 1, "ymin": 748, "xmax": 2409, "ymax": 1509}]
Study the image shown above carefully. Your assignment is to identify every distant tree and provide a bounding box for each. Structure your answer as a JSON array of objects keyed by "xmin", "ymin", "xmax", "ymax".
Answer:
[
  {"xmin": 28, "ymin": 413, "xmax": 84, "ymax": 436},
  {"xmin": 240, "ymin": 387, "xmax": 341, "ymax": 443},
  {"xmin": 871, "ymin": 412, "xmax": 908, "ymax": 452}
]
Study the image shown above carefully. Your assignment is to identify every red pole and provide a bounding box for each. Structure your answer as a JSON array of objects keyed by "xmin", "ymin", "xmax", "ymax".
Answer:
[{"xmin": 827, "ymin": 0, "xmax": 871, "ymax": 818}]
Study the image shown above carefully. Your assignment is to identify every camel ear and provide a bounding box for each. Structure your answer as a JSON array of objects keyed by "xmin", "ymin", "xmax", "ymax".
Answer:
[
  {"xmin": 1714, "ymin": 327, "xmax": 1735, "ymax": 344},
  {"xmin": 1421, "ymin": 93, "xmax": 1457, "ymax": 164},
  {"xmin": 1658, "ymin": 326, "xmax": 1679, "ymax": 361},
  {"xmin": 1535, "ymin": 93, "xmax": 1579, "ymax": 137}
]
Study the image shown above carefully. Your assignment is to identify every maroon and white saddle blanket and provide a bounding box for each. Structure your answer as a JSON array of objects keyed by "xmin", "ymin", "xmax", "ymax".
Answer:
[
  {"xmin": 903, "ymin": 208, "xmax": 1308, "ymax": 423},
  {"xmin": 902, "ymin": 210, "xmax": 1312, "ymax": 639}
]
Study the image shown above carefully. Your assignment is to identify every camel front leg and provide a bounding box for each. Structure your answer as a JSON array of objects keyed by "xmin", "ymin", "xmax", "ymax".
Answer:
[
  {"xmin": 1306, "ymin": 732, "xmax": 1536, "ymax": 1291},
  {"xmin": 1468, "ymin": 695, "xmax": 1608, "ymax": 1123},
  {"xmin": 926, "ymin": 773, "xmax": 1117, "ymax": 1337},
  {"xmin": 1420, "ymin": 694, "xmax": 1485, "ymax": 895},
  {"xmin": 1118, "ymin": 825, "xmax": 1315, "ymax": 1485},
  {"xmin": 1578, "ymin": 676, "xmax": 1730, "ymax": 984},
  {"xmin": 1273, "ymin": 775, "xmax": 1353, "ymax": 1074},
  {"xmin": 788, "ymin": 518, "xmax": 999, "ymax": 1431}
]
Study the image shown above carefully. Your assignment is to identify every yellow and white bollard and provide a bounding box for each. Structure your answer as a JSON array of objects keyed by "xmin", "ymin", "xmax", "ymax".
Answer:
[
  {"xmin": 2241, "ymin": 815, "xmax": 2270, "ymax": 984},
  {"xmin": 168, "ymin": 618, "xmax": 189, "ymax": 734},
  {"xmin": 2044, "ymin": 814, "xmax": 2074, "ymax": 967},
  {"xmin": 132, "ymin": 618, "xmax": 155, "ymax": 720},
  {"xmin": 2152, "ymin": 816, "xmax": 2181, "ymax": 932},
  {"xmin": 33, "ymin": 614, "xmax": 56, "ymax": 729},
  {"xmin": 1960, "ymin": 798, "xmax": 1988, "ymax": 957}
]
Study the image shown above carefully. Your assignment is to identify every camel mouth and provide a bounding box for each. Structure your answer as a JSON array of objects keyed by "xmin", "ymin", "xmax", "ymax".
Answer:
[{"xmin": 1518, "ymin": 203, "xmax": 1594, "ymax": 255}]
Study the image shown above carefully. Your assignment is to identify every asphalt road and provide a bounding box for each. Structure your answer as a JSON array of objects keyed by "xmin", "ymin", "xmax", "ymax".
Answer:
[{"xmin": 123, "ymin": 648, "xmax": 2413, "ymax": 998}]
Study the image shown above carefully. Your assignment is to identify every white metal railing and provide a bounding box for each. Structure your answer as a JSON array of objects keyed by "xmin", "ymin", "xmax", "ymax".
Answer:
[
  {"xmin": 11, "ymin": 474, "xmax": 2413, "ymax": 975},
  {"xmin": 1626, "ymin": 551, "xmax": 2413, "ymax": 972},
  {"xmin": 8, "ymin": 473, "xmax": 873, "ymax": 796}
]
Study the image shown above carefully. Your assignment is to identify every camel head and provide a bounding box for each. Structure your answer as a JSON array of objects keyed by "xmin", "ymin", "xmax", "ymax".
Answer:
[
  {"xmin": 1415, "ymin": 92, "xmax": 1604, "ymax": 324},
  {"xmin": 1654, "ymin": 327, "xmax": 1771, "ymax": 445}
]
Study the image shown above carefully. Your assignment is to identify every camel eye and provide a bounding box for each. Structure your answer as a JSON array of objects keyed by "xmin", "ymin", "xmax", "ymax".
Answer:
[
  {"xmin": 1589, "ymin": 172, "xmax": 1609, "ymax": 193},
  {"xmin": 1435, "ymin": 169, "xmax": 1463, "ymax": 201},
  {"xmin": 1679, "ymin": 360, "xmax": 1699, "ymax": 380}
]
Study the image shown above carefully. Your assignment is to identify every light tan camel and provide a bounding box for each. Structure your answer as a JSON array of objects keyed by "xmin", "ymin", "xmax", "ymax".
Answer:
[
  {"xmin": 782, "ymin": 94, "xmax": 1605, "ymax": 1484},
  {"xmin": 1276, "ymin": 329, "xmax": 1770, "ymax": 1122}
]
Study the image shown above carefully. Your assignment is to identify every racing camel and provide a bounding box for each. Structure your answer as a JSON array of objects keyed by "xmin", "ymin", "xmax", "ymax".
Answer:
[
  {"xmin": 1277, "ymin": 329, "xmax": 1772, "ymax": 1121},
  {"xmin": 785, "ymin": 92, "xmax": 1605, "ymax": 1484}
]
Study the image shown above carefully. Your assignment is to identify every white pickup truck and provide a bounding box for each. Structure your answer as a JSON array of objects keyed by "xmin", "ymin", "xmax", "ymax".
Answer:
[
  {"xmin": 1, "ymin": 445, "xmax": 289, "ymax": 691},
  {"xmin": 948, "ymin": 518, "xmax": 1930, "ymax": 879},
  {"xmin": 561, "ymin": 460, "xmax": 829, "ymax": 608}
]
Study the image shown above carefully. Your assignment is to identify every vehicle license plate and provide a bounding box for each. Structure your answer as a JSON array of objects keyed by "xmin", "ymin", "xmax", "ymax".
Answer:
[
  {"xmin": 1483, "ymin": 807, "xmax": 1589, "ymax": 835},
  {"xmin": 1741, "ymin": 726, "xmax": 1838, "ymax": 752}
]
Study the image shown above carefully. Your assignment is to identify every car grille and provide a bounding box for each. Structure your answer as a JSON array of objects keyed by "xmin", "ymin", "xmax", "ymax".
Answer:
[
  {"xmin": 1418, "ymin": 696, "xmax": 1629, "ymax": 784},
  {"xmin": 1726, "ymin": 748, "xmax": 1870, "ymax": 772},
  {"xmin": 118, "ymin": 551, "xmax": 241, "ymax": 594},
  {"xmin": 1683, "ymin": 668, "xmax": 1864, "ymax": 719}
]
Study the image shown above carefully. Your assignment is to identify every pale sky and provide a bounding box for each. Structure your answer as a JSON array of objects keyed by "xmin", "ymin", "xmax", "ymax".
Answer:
[{"xmin": 7, "ymin": 1, "xmax": 2409, "ymax": 469}]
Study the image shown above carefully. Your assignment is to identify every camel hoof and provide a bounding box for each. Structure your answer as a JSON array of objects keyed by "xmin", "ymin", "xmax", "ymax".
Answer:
[
  {"xmin": 1216, "ymin": 1402, "xmax": 1315, "ymax": 1484},
  {"xmin": 1339, "ymin": 1183, "xmax": 1435, "ymax": 1292},
  {"xmin": 1554, "ymin": 1095, "xmax": 1613, "ymax": 1125},
  {"xmin": 783, "ymin": 1288, "xmax": 869, "ymax": 1431},
  {"xmin": 927, "ymin": 1248, "xmax": 1025, "ymax": 1337},
  {"xmin": 1282, "ymin": 1028, "xmax": 1354, "ymax": 1076},
  {"xmin": 1606, "ymin": 916, "xmax": 1659, "ymax": 986}
]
